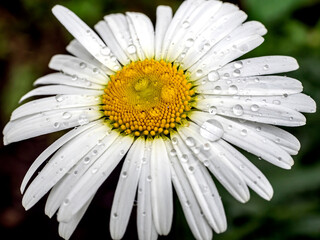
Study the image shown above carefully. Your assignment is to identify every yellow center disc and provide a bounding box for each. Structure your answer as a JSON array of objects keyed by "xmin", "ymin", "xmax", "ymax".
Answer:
[{"xmin": 102, "ymin": 59, "xmax": 195, "ymax": 137}]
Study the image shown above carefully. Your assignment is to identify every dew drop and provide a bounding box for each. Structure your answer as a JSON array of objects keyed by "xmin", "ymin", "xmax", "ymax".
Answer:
[
  {"xmin": 186, "ymin": 137, "xmax": 195, "ymax": 147},
  {"xmin": 113, "ymin": 213, "xmax": 118, "ymax": 219},
  {"xmin": 53, "ymin": 122, "xmax": 60, "ymax": 128},
  {"xmin": 240, "ymin": 129, "xmax": 248, "ymax": 136},
  {"xmin": 208, "ymin": 71, "xmax": 220, "ymax": 82},
  {"xmin": 213, "ymin": 86, "xmax": 222, "ymax": 94},
  {"xmin": 122, "ymin": 171, "xmax": 128, "ymax": 178},
  {"xmin": 223, "ymin": 73, "xmax": 230, "ymax": 79},
  {"xmin": 92, "ymin": 149, "xmax": 98, "ymax": 155},
  {"xmin": 203, "ymin": 160, "xmax": 210, "ymax": 167},
  {"xmin": 181, "ymin": 154, "xmax": 188, "ymax": 162},
  {"xmin": 182, "ymin": 20, "xmax": 190, "ymax": 28},
  {"xmin": 263, "ymin": 64, "xmax": 269, "ymax": 70},
  {"xmin": 120, "ymin": 150, "xmax": 125, "ymax": 155},
  {"xmin": 200, "ymin": 119, "xmax": 224, "ymax": 142},
  {"xmin": 196, "ymin": 69, "xmax": 203, "ymax": 77},
  {"xmin": 78, "ymin": 114, "xmax": 89, "ymax": 125},
  {"xmin": 185, "ymin": 38, "xmax": 194, "ymax": 47},
  {"xmin": 234, "ymin": 61, "xmax": 243, "ymax": 69},
  {"xmin": 228, "ymin": 85, "xmax": 238, "ymax": 94},
  {"xmin": 91, "ymin": 168, "xmax": 98, "ymax": 174},
  {"xmin": 185, "ymin": 200, "xmax": 191, "ymax": 207},
  {"xmin": 254, "ymin": 77, "xmax": 260, "ymax": 83},
  {"xmin": 100, "ymin": 46, "xmax": 111, "ymax": 55},
  {"xmin": 233, "ymin": 69, "xmax": 241, "ymax": 77},
  {"xmin": 92, "ymin": 68, "xmax": 99, "ymax": 74},
  {"xmin": 193, "ymin": 147, "xmax": 200, "ymax": 155},
  {"xmin": 239, "ymin": 44, "xmax": 249, "ymax": 52},
  {"xmin": 273, "ymin": 100, "xmax": 281, "ymax": 105},
  {"xmin": 127, "ymin": 44, "xmax": 137, "ymax": 54},
  {"xmin": 232, "ymin": 104, "xmax": 244, "ymax": 116},
  {"xmin": 63, "ymin": 199, "xmax": 70, "ymax": 205},
  {"xmin": 84, "ymin": 157, "xmax": 90, "ymax": 164},
  {"xmin": 170, "ymin": 149, "xmax": 177, "ymax": 156},
  {"xmin": 62, "ymin": 112, "xmax": 72, "ymax": 119},
  {"xmin": 171, "ymin": 137, "xmax": 178, "ymax": 145},
  {"xmin": 209, "ymin": 106, "xmax": 217, "ymax": 115},
  {"xmin": 188, "ymin": 166, "xmax": 195, "ymax": 173},
  {"xmin": 250, "ymin": 104, "xmax": 260, "ymax": 112},
  {"xmin": 147, "ymin": 175, "xmax": 152, "ymax": 182},
  {"xmin": 71, "ymin": 75, "xmax": 78, "ymax": 81},
  {"xmin": 79, "ymin": 62, "xmax": 87, "ymax": 69},
  {"xmin": 55, "ymin": 95, "xmax": 64, "ymax": 102}
]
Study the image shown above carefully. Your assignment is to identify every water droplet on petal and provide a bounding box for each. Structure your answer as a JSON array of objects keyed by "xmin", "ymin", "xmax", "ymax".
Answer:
[
  {"xmin": 203, "ymin": 160, "xmax": 210, "ymax": 167},
  {"xmin": 250, "ymin": 104, "xmax": 260, "ymax": 112},
  {"xmin": 113, "ymin": 213, "xmax": 118, "ymax": 219},
  {"xmin": 170, "ymin": 149, "xmax": 177, "ymax": 156},
  {"xmin": 78, "ymin": 114, "xmax": 89, "ymax": 125},
  {"xmin": 213, "ymin": 86, "xmax": 222, "ymax": 94},
  {"xmin": 84, "ymin": 157, "xmax": 90, "ymax": 164},
  {"xmin": 186, "ymin": 38, "xmax": 194, "ymax": 47},
  {"xmin": 79, "ymin": 62, "xmax": 87, "ymax": 69},
  {"xmin": 186, "ymin": 137, "xmax": 195, "ymax": 147},
  {"xmin": 185, "ymin": 200, "xmax": 191, "ymax": 207},
  {"xmin": 240, "ymin": 129, "xmax": 248, "ymax": 136},
  {"xmin": 208, "ymin": 71, "xmax": 220, "ymax": 82},
  {"xmin": 122, "ymin": 171, "xmax": 128, "ymax": 178},
  {"xmin": 209, "ymin": 106, "xmax": 217, "ymax": 115},
  {"xmin": 232, "ymin": 104, "xmax": 244, "ymax": 116},
  {"xmin": 55, "ymin": 95, "xmax": 65, "ymax": 102},
  {"xmin": 181, "ymin": 154, "xmax": 188, "ymax": 162},
  {"xmin": 228, "ymin": 85, "xmax": 238, "ymax": 94},
  {"xmin": 91, "ymin": 168, "xmax": 98, "ymax": 174},
  {"xmin": 233, "ymin": 69, "xmax": 241, "ymax": 77},
  {"xmin": 62, "ymin": 112, "xmax": 72, "ymax": 119},
  {"xmin": 273, "ymin": 100, "xmax": 281, "ymax": 105},
  {"xmin": 171, "ymin": 137, "xmax": 178, "ymax": 145},
  {"xmin": 53, "ymin": 122, "xmax": 60, "ymax": 128},
  {"xmin": 200, "ymin": 119, "xmax": 224, "ymax": 142},
  {"xmin": 263, "ymin": 64, "xmax": 269, "ymax": 70},
  {"xmin": 71, "ymin": 75, "xmax": 78, "ymax": 81},
  {"xmin": 127, "ymin": 44, "xmax": 137, "ymax": 54},
  {"xmin": 63, "ymin": 199, "xmax": 70, "ymax": 205},
  {"xmin": 256, "ymin": 126, "xmax": 261, "ymax": 132},
  {"xmin": 188, "ymin": 166, "xmax": 195, "ymax": 173},
  {"xmin": 234, "ymin": 61, "xmax": 243, "ymax": 69},
  {"xmin": 100, "ymin": 46, "xmax": 111, "ymax": 55},
  {"xmin": 182, "ymin": 21, "xmax": 190, "ymax": 28},
  {"xmin": 147, "ymin": 175, "xmax": 152, "ymax": 182},
  {"xmin": 196, "ymin": 69, "xmax": 203, "ymax": 77}
]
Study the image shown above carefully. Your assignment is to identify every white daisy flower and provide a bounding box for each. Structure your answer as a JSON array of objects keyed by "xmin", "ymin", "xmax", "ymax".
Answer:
[{"xmin": 3, "ymin": 0, "xmax": 316, "ymax": 239}]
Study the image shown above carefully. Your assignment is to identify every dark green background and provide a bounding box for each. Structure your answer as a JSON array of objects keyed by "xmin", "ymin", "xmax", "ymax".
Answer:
[{"xmin": 0, "ymin": 0, "xmax": 319, "ymax": 239}]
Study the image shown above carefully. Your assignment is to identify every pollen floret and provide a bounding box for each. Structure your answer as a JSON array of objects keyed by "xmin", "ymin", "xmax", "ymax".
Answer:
[{"xmin": 102, "ymin": 59, "xmax": 195, "ymax": 137}]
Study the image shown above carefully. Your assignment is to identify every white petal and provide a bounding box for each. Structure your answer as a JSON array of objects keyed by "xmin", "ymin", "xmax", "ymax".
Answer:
[
  {"xmin": 217, "ymin": 140, "xmax": 273, "ymax": 200},
  {"xmin": 19, "ymin": 85, "xmax": 103, "ymax": 103},
  {"xmin": 239, "ymin": 120, "xmax": 301, "ymax": 155},
  {"xmin": 195, "ymin": 95, "xmax": 306, "ymax": 127},
  {"xmin": 66, "ymin": 39, "xmax": 114, "ymax": 75},
  {"xmin": 166, "ymin": 0, "xmax": 225, "ymax": 63},
  {"xmin": 161, "ymin": 0, "xmax": 205, "ymax": 60},
  {"xmin": 4, "ymin": 106, "xmax": 103, "ymax": 145},
  {"xmin": 137, "ymin": 139, "xmax": 158, "ymax": 240},
  {"xmin": 104, "ymin": 14, "xmax": 139, "ymax": 62},
  {"xmin": 218, "ymin": 56, "xmax": 299, "ymax": 77},
  {"xmin": 11, "ymin": 95, "xmax": 101, "ymax": 121},
  {"xmin": 150, "ymin": 137, "xmax": 173, "ymax": 235},
  {"xmin": 178, "ymin": 123, "xmax": 250, "ymax": 203},
  {"xmin": 57, "ymin": 136, "xmax": 133, "ymax": 222},
  {"xmin": 45, "ymin": 129, "xmax": 118, "ymax": 218},
  {"xmin": 58, "ymin": 195, "xmax": 94, "ymax": 240},
  {"xmin": 195, "ymin": 75, "xmax": 302, "ymax": 96},
  {"xmin": 110, "ymin": 137, "xmax": 145, "ymax": 239},
  {"xmin": 34, "ymin": 73, "xmax": 104, "ymax": 90},
  {"xmin": 52, "ymin": 5, "xmax": 121, "ymax": 71},
  {"xmin": 49, "ymin": 54, "xmax": 109, "ymax": 85},
  {"xmin": 20, "ymin": 120, "xmax": 101, "ymax": 193},
  {"xmin": 189, "ymin": 34, "xmax": 264, "ymax": 80},
  {"xmin": 155, "ymin": 6, "xmax": 172, "ymax": 61},
  {"xmin": 171, "ymin": 133, "xmax": 227, "ymax": 233},
  {"xmin": 22, "ymin": 124, "xmax": 108, "ymax": 210},
  {"xmin": 94, "ymin": 20, "xmax": 131, "ymax": 66},
  {"xmin": 164, "ymin": 139, "xmax": 213, "ymax": 240},
  {"xmin": 184, "ymin": 19, "xmax": 266, "ymax": 69},
  {"xmin": 190, "ymin": 112, "xmax": 294, "ymax": 169},
  {"xmin": 126, "ymin": 12, "xmax": 155, "ymax": 59}
]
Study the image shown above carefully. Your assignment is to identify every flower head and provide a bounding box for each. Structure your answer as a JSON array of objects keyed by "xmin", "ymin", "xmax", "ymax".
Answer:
[{"xmin": 3, "ymin": 0, "xmax": 316, "ymax": 239}]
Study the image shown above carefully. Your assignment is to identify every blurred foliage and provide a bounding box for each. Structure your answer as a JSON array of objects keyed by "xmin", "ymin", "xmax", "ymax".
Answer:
[{"xmin": 0, "ymin": 0, "xmax": 319, "ymax": 240}]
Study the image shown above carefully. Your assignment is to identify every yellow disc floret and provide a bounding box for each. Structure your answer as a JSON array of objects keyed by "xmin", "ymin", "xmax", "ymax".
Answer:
[{"xmin": 102, "ymin": 59, "xmax": 195, "ymax": 137}]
